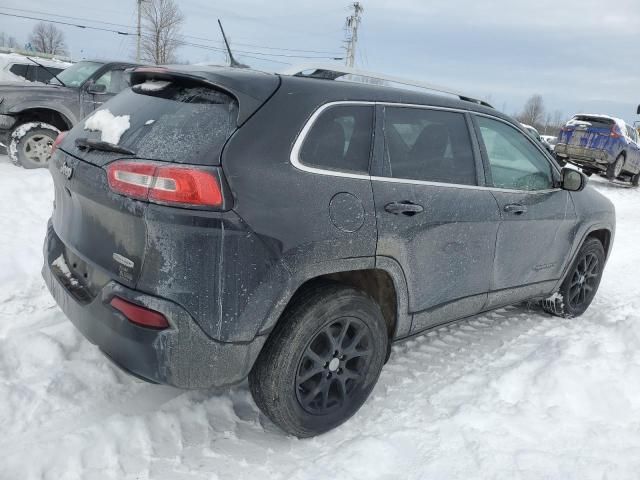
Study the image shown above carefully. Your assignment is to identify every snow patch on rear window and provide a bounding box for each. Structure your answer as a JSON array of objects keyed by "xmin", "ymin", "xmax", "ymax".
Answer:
[
  {"xmin": 84, "ymin": 109, "xmax": 131, "ymax": 145},
  {"xmin": 136, "ymin": 80, "xmax": 171, "ymax": 92}
]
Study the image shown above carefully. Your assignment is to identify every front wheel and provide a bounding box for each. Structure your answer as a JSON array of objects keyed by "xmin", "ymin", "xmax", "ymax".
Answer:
[
  {"xmin": 249, "ymin": 283, "xmax": 388, "ymax": 438},
  {"xmin": 631, "ymin": 171, "xmax": 640, "ymax": 187},
  {"xmin": 542, "ymin": 238, "xmax": 605, "ymax": 317},
  {"xmin": 8, "ymin": 122, "xmax": 60, "ymax": 169}
]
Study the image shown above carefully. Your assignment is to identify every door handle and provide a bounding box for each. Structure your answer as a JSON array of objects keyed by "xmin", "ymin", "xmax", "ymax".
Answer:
[
  {"xmin": 384, "ymin": 201, "xmax": 424, "ymax": 216},
  {"xmin": 504, "ymin": 203, "xmax": 527, "ymax": 215}
]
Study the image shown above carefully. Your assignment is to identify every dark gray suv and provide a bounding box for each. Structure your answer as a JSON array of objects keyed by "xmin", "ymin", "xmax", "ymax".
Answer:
[
  {"xmin": 0, "ymin": 60, "xmax": 138, "ymax": 168},
  {"xmin": 42, "ymin": 65, "xmax": 615, "ymax": 437}
]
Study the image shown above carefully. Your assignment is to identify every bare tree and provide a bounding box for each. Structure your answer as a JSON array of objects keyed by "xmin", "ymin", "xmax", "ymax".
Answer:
[
  {"xmin": 519, "ymin": 94, "xmax": 545, "ymax": 127},
  {"xmin": 0, "ymin": 32, "xmax": 19, "ymax": 49},
  {"xmin": 28, "ymin": 22, "xmax": 67, "ymax": 55},
  {"xmin": 141, "ymin": 0, "xmax": 184, "ymax": 64}
]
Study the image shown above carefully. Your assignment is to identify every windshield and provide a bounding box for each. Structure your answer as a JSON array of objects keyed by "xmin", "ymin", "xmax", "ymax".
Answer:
[{"xmin": 50, "ymin": 61, "xmax": 103, "ymax": 87}]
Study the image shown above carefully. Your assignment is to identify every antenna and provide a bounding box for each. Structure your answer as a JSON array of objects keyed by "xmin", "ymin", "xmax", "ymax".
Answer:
[{"xmin": 218, "ymin": 19, "xmax": 249, "ymax": 69}]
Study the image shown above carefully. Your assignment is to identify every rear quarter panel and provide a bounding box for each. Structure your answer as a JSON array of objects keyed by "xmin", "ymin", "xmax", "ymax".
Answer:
[{"xmin": 220, "ymin": 82, "xmax": 378, "ymax": 339}]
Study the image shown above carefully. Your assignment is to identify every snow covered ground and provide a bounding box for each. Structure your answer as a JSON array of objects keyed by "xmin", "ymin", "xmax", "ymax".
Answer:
[{"xmin": 1, "ymin": 153, "xmax": 640, "ymax": 479}]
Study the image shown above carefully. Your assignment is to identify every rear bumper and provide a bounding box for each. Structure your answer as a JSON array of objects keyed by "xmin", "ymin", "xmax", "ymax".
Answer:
[
  {"xmin": 42, "ymin": 222, "xmax": 266, "ymax": 389},
  {"xmin": 555, "ymin": 143, "xmax": 613, "ymax": 169}
]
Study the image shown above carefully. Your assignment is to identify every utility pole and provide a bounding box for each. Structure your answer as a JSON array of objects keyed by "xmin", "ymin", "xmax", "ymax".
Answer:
[
  {"xmin": 344, "ymin": 2, "xmax": 364, "ymax": 68},
  {"xmin": 136, "ymin": 0, "xmax": 144, "ymax": 62}
]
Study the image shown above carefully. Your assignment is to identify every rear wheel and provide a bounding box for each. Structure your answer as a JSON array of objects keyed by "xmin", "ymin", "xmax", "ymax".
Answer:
[
  {"xmin": 631, "ymin": 172, "xmax": 640, "ymax": 187},
  {"xmin": 606, "ymin": 154, "xmax": 625, "ymax": 180},
  {"xmin": 542, "ymin": 238, "xmax": 605, "ymax": 317},
  {"xmin": 249, "ymin": 283, "xmax": 388, "ymax": 438},
  {"xmin": 8, "ymin": 122, "xmax": 59, "ymax": 169}
]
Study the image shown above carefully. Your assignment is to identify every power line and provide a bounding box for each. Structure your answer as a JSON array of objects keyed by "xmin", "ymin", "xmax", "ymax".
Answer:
[
  {"xmin": 0, "ymin": 6, "xmax": 135, "ymax": 30},
  {"xmin": 0, "ymin": 6, "xmax": 343, "ymax": 56},
  {"xmin": 0, "ymin": 12, "xmax": 136, "ymax": 36},
  {"xmin": 2, "ymin": 9, "xmax": 343, "ymax": 62}
]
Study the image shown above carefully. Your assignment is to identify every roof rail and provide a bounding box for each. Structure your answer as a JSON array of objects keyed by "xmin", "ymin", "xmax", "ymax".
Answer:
[{"xmin": 281, "ymin": 63, "xmax": 493, "ymax": 109}]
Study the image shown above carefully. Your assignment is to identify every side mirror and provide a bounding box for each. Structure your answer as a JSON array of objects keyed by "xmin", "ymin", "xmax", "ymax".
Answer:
[
  {"xmin": 87, "ymin": 82, "xmax": 107, "ymax": 94},
  {"xmin": 562, "ymin": 167, "xmax": 587, "ymax": 192}
]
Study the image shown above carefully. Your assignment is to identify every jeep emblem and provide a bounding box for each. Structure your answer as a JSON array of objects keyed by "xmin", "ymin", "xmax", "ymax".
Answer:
[{"xmin": 60, "ymin": 162, "xmax": 73, "ymax": 180}]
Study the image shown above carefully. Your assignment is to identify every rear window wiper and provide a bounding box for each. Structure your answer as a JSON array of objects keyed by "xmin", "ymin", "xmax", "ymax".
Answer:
[{"xmin": 75, "ymin": 138, "xmax": 136, "ymax": 156}]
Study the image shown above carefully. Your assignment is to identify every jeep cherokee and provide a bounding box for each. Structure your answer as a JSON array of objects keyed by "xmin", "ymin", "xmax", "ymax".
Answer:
[{"xmin": 42, "ymin": 65, "xmax": 615, "ymax": 437}]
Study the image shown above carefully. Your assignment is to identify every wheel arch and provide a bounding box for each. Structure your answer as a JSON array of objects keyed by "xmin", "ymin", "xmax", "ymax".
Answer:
[
  {"xmin": 554, "ymin": 225, "xmax": 613, "ymax": 292},
  {"xmin": 10, "ymin": 107, "xmax": 74, "ymax": 131},
  {"xmin": 586, "ymin": 228, "xmax": 612, "ymax": 258},
  {"xmin": 263, "ymin": 258, "xmax": 412, "ymax": 343}
]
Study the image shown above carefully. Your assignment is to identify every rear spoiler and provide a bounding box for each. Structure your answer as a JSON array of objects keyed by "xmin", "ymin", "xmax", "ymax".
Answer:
[{"xmin": 128, "ymin": 67, "xmax": 280, "ymax": 126}]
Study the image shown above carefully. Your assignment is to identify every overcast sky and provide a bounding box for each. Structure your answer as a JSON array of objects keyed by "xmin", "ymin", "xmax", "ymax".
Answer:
[{"xmin": 1, "ymin": 0, "xmax": 639, "ymax": 123}]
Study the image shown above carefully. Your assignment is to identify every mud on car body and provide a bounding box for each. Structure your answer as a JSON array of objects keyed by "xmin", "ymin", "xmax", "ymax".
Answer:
[
  {"xmin": 43, "ymin": 65, "xmax": 615, "ymax": 437},
  {"xmin": 555, "ymin": 114, "xmax": 640, "ymax": 185}
]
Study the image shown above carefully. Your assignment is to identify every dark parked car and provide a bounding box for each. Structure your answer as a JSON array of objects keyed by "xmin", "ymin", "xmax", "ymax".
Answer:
[
  {"xmin": 43, "ymin": 65, "xmax": 615, "ymax": 437},
  {"xmin": 555, "ymin": 114, "xmax": 640, "ymax": 185},
  {"xmin": 521, "ymin": 123, "xmax": 554, "ymax": 155},
  {"xmin": 0, "ymin": 60, "xmax": 138, "ymax": 168}
]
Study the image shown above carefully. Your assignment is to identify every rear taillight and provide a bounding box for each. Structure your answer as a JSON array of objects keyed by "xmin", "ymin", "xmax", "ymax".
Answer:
[
  {"xmin": 106, "ymin": 160, "xmax": 224, "ymax": 208},
  {"xmin": 610, "ymin": 125, "xmax": 623, "ymax": 138},
  {"xmin": 51, "ymin": 131, "xmax": 67, "ymax": 156},
  {"xmin": 110, "ymin": 296, "xmax": 170, "ymax": 330}
]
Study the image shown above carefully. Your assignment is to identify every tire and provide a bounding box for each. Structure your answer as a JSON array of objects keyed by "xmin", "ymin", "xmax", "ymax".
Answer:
[
  {"xmin": 542, "ymin": 238, "xmax": 605, "ymax": 318},
  {"xmin": 8, "ymin": 122, "xmax": 60, "ymax": 169},
  {"xmin": 631, "ymin": 172, "xmax": 640, "ymax": 187},
  {"xmin": 249, "ymin": 282, "xmax": 388, "ymax": 438},
  {"xmin": 606, "ymin": 154, "xmax": 625, "ymax": 180}
]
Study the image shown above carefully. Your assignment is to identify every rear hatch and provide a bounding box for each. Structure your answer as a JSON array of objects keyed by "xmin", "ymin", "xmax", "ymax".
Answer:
[
  {"xmin": 50, "ymin": 68, "xmax": 279, "ymax": 291},
  {"xmin": 559, "ymin": 115, "xmax": 619, "ymax": 150}
]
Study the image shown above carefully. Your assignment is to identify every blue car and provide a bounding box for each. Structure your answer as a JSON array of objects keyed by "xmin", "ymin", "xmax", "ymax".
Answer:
[{"xmin": 555, "ymin": 114, "xmax": 640, "ymax": 186}]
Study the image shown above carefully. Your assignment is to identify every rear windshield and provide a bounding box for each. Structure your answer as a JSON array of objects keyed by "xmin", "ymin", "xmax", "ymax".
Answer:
[
  {"xmin": 70, "ymin": 81, "xmax": 238, "ymax": 165},
  {"xmin": 569, "ymin": 116, "xmax": 615, "ymax": 129}
]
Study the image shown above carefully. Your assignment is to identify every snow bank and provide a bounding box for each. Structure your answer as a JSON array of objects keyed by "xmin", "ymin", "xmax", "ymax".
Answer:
[
  {"xmin": 1, "ymin": 156, "xmax": 640, "ymax": 479},
  {"xmin": 84, "ymin": 109, "xmax": 131, "ymax": 145}
]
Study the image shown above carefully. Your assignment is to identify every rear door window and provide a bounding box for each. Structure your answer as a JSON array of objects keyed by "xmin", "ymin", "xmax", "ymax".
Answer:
[
  {"xmin": 381, "ymin": 106, "xmax": 477, "ymax": 185},
  {"xmin": 299, "ymin": 104, "xmax": 374, "ymax": 174}
]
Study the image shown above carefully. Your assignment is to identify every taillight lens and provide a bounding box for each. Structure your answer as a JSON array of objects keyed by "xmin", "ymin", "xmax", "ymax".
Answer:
[
  {"xmin": 51, "ymin": 131, "xmax": 67, "ymax": 156},
  {"xmin": 610, "ymin": 125, "xmax": 623, "ymax": 138},
  {"xmin": 110, "ymin": 296, "xmax": 170, "ymax": 330},
  {"xmin": 106, "ymin": 160, "xmax": 224, "ymax": 208}
]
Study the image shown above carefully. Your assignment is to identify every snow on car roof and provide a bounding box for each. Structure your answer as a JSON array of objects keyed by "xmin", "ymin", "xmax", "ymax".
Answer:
[{"xmin": 571, "ymin": 113, "xmax": 628, "ymax": 129}]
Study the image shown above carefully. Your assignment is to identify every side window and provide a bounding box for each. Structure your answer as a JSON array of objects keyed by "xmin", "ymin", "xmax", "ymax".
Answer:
[
  {"xmin": 93, "ymin": 69, "xmax": 128, "ymax": 94},
  {"xmin": 476, "ymin": 116, "xmax": 553, "ymax": 191},
  {"xmin": 382, "ymin": 106, "xmax": 476, "ymax": 185},
  {"xmin": 625, "ymin": 125, "xmax": 637, "ymax": 143},
  {"xmin": 9, "ymin": 63, "xmax": 28, "ymax": 80},
  {"xmin": 299, "ymin": 105, "xmax": 373, "ymax": 174}
]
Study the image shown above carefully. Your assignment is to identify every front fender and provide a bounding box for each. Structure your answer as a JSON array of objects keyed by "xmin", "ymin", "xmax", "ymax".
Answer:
[{"xmin": 553, "ymin": 187, "xmax": 615, "ymax": 291}]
